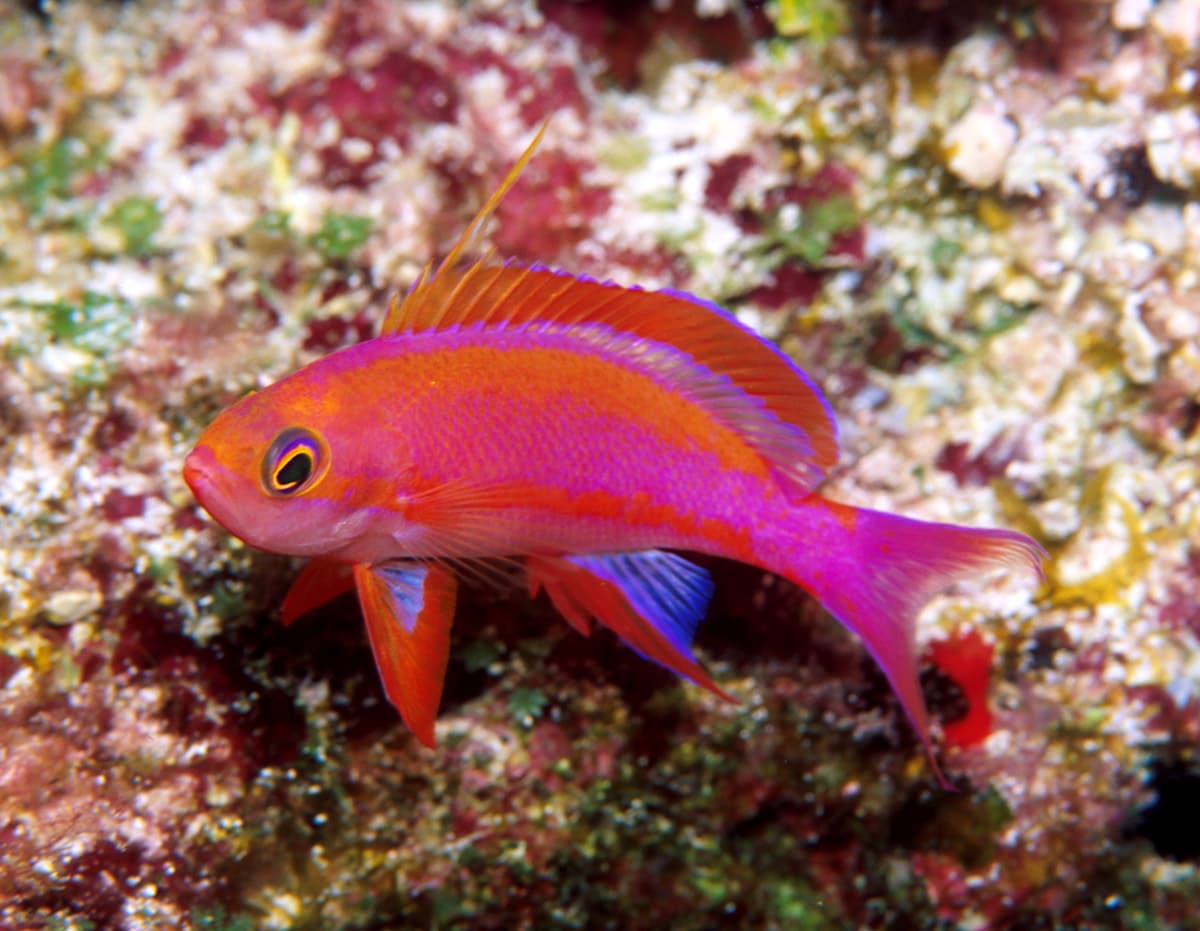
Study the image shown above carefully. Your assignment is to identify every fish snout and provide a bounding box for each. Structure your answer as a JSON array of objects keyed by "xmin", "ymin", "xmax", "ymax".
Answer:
[{"xmin": 183, "ymin": 444, "xmax": 219, "ymax": 500}]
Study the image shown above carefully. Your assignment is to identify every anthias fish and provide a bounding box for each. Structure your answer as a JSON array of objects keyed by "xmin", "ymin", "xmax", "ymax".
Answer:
[{"xmin": 184, "ymin": 126, "xmax": 1043, "ymax": 784}]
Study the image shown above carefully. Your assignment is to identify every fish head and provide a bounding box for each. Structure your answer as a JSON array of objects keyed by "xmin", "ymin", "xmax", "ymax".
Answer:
[{"xmin": 183, "ymin": 360, "xmax": 404, "ymax": 559}]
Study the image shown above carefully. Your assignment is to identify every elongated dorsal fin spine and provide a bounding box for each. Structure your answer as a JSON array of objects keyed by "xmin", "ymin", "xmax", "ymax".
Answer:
[{"xmin": 381, "ymin": 120, "xmax": 550, "ymax": 336}]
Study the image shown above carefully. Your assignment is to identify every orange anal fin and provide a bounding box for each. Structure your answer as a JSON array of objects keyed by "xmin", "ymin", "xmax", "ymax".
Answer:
[
  {"xmin": 527, "ymin": 556, "xmax": 594, "ymax": 637},
  {"xmin": 353, "ymin": 561, "xmax": 458, "ymax": 747},
  {"xmin": 280, "ymin": 559, "xmax": 354, "ymax": 626},
  {"xmin": 529, "ymin": 552, "xmax": 732, "ymax": 702}
]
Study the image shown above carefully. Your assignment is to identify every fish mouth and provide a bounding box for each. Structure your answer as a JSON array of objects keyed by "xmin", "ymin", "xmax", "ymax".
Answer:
[
  {"xmin": 182, "ymin": 444, "xmax": 219, "ymax": 500},
  {"xmin": 182, "ymin": 444, "xmax": 241, "ymax": 533}
]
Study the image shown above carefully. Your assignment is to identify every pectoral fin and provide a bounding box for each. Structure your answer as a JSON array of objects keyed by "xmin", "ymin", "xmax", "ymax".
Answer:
[
  {"xmin": 527, "ymin": 551, "xmax": 730, "ymax": 700},
  {"xmin": 281, "ymin": 559, "xmax": 354, "ymax": 626},
  {"xmin": 353, "ymin": 561, "xmax": 458, "ymax": 747}
]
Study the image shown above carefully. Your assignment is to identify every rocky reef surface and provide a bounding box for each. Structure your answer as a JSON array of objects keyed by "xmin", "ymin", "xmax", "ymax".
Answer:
[{"xmin": 1, "ymin": 1, "xmax": 1198, "ymax": 927}]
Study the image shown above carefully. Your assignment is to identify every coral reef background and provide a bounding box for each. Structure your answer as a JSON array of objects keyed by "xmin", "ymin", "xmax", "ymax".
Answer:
[{"xmin": 1, "ymin": 0, "xmax": 1198, "ymax": 927}]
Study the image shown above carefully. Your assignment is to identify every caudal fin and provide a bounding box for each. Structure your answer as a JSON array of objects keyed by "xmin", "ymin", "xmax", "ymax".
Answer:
[{"xmin": 765, "ymin": 500, "xmax": 1044, "ymax": 787}]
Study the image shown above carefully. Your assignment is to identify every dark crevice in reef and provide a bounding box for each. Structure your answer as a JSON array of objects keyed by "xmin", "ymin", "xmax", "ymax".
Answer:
[{"xmin": 1129, "ymin": 759, "xmax": 1200, "ymax": 862}]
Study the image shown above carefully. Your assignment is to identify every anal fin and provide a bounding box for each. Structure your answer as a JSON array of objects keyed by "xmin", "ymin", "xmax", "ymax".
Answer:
[{"xmin": 527, "ymin": 551, "xmax": 731, "ymax": 701}]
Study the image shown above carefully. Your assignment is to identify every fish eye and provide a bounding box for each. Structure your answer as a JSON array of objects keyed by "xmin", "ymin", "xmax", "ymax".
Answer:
[{"xmin": 262, "ymin": 427, "xmax": 329, "ymax": 497}]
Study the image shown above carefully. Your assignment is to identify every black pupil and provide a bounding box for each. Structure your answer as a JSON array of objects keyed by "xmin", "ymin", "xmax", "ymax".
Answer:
[{"xmin": 276, "ymin": 451, "xmax": 312, "ymax": 489}]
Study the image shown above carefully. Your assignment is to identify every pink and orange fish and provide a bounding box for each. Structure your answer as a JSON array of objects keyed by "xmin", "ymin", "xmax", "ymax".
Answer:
[{"xmin": 184, "ymin": 125, "xmax": 1043, "ymax": 784}]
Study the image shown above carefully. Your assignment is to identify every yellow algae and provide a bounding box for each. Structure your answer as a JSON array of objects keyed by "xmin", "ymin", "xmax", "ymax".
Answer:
[
  {"xmin": 977, "ymin": 195, "xmax": 1014, "ymax": 232},
  {"xmin": 1034, "ymin": 467, "xmax": 1157, "ymax": 609}
]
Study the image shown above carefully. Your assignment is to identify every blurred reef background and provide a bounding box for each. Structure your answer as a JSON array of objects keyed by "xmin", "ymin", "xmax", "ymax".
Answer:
[{"xmin": 2, "ymin": 0, "xmax": 1199, "ymax": 927}]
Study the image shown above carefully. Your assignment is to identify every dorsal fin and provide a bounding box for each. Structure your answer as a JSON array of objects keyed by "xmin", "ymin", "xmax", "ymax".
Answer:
[
  {"xmin": 381, "ymin": 122, "xmax": 838, "ymax": 476},
  {"xmin": 394, "ymin": 263, "xmax": 839, "ymax": 475}
]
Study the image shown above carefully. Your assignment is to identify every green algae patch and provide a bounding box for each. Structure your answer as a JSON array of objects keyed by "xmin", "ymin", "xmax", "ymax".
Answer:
[
  {"xmin": 254, "ymin": 208, "xmax": 293, "ymax": 239},
  {"xmin": 102, "ymin": 195, "xmax": 163, "ymax": 257},
  {"xmin": 599, "ymin": 134, "xmax": 652, "ymax": 173},
  {"xmin": 310, "ymin": 212, "xmax": 372, "ymax": 261},
  {"xmin": 460, "ymin": 636, "xmax": 504, "ymax": 674},
  {"xmin": 508, "ymin": 687, "xmax": 549, "ymax": 727},
  {"xmin": 770, "ymin": 0, "xmax": 850, "ymax": 42},
  {"xmin": 10, "ymin": 290, "xmax": 139, "ymax": 388},
  {"xmin": 756, "ymin": 193, "xmax": 860, "ymax": 268},
  {"xmin": 765, "ymin": 878, "xmax": 841, "ymax": 930},
  {"xmin": 41, "ymin": 291, "xmax": 135, "ymax": 351},
  {"xmin": 14, "ymin": 135, "xmax": 109, "ymax": 216}
]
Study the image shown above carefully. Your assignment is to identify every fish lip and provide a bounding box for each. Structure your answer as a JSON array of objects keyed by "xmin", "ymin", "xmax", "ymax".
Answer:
[
  {"xmin": 181, "ymin": 443, "xmax": 232, "ymax": 523},
  {"xmin": 183, "ymin": 444, "xmax": 224, "ymax": 507},
  {"xmin": 183, "ymin": 444, "xmax": 248, "ymax": 539}
]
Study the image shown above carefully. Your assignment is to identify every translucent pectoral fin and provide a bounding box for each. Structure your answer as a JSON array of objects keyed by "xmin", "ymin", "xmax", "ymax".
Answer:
[
  {"xmin": 280, "ymin": 559, "xmax": 355, "ymax": 626},
  {"xmin": 353, "ymin": 561, "xmax": 458, "ymax": 747},
  {"xmin": 527, "ymin": 551, "xmax": 731, "ymax": 701}
]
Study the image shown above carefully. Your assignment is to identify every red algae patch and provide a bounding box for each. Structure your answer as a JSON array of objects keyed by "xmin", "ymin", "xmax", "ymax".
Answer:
[{"xmin": 928, "ymin": 629, "xmax": 995, "ymax": 748}]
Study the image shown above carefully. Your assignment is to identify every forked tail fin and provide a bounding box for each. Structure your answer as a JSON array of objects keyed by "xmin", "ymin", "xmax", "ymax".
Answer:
[{"xmin": 761, "ymin": 499, "xmax": 1044, "ymax": 787}]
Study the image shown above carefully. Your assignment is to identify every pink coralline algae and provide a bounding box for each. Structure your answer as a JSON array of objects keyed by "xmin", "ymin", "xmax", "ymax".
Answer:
[{"xmin": 262, "ymin": 50, "xmax": 460, "ymax": 189}]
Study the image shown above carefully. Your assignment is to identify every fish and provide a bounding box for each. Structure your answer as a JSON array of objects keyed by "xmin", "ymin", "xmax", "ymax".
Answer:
[{"xmin": 183, "ymin": 123, "xmax": 1044, "ymax": 785}]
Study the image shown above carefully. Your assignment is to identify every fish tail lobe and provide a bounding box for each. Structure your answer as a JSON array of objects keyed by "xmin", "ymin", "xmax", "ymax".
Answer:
[{"xmin": 759, "ymin": 498, "xmax": 1044, "ymax": 787}]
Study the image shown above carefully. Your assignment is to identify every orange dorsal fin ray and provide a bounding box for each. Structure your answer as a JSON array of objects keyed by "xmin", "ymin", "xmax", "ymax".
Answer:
[
  {"xmin": 417, "ymin": 266, "xmax": 839, "ymax": 490},
  {"xmin": 381, "ymin": 120, "xmax": 549, "ymax": 337},
  {"xmin": 353, "ymin": 561, "xmax": 458, "ymax": 747}
]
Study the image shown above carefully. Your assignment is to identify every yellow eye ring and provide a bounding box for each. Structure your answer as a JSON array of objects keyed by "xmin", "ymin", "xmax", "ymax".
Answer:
[{"xmin": 261, "ymin": 427, "xmax": 329, "ymax": 497}]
